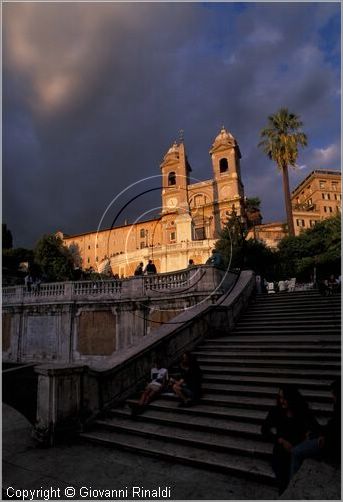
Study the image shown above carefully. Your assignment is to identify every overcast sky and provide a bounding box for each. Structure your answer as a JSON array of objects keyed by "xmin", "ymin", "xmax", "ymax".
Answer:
[{"xmin": 3, "ymin": 2, "xmax": 341, "ymax": 248}]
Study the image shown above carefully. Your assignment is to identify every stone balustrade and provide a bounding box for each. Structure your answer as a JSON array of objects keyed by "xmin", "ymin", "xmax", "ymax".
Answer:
[
  {"xmin": 29, "ymin": 270, "xmax": 253, "ymax": 445},
  {"xmin": 2, "ymin": 265, "xmax": 228, "ymax": 305}
]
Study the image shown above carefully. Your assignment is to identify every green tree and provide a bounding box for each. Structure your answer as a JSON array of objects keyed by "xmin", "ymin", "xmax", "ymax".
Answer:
[
  {"xmin": 2, "ymin": 224, "xmax": 13, "ymax": 249},
  {"xmin": 245, "ymin": 197, "xmax": 262, "ymax": 229},
  {"xmin": 258, "ymin": 108, "xmax": 307, "ymax": 236},
  {"xmin": 34, "ymin": 234, "xmax": 75, "ymax": 282},
  {"xmin": 277, "ymin": 215, "xmax": 341, "ymax": 280},
  {"xmin": 215, "ymin": 210, "xmax": 276, "ymax": 277},
  {"xmin": 215, "ymin": 209, "xmax": 246, "ymax": 268}
]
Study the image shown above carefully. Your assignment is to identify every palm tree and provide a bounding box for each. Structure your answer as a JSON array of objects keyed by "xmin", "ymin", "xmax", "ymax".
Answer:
[{"xmin": 258, "ymin": 108, "xmax": 307, "ymax": 236}]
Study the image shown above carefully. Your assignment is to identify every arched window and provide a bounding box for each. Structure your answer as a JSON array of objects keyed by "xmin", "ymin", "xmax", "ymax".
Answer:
[
  {"xmin": 219, "ymin": 158, "xmax": 228, "ymax": 173},
  {"xmin": 168, "ymin": 171, "xmax": 176, "ymax": 186}
]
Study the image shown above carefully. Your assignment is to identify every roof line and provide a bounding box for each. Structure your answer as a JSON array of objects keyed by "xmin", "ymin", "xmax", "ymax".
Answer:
[{"xmin": 63, "ymin": 217, "xmax": 160, "ymax": 239}]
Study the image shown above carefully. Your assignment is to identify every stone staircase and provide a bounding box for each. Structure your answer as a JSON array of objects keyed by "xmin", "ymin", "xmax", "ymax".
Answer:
[{"xmin": 80, "ymin": 290, "xmax": 341, "ymax": 485}]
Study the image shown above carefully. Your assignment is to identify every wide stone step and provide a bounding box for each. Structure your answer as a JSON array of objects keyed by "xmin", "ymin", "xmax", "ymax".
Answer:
[
  {"xmin": 200, "ymin": 365, "xmax": 341, "ymax": 380},
  {"xmin": 248, "ymin": 299, "xmax": 341, "ymax": 308},
  {"xmin": 245, "ymin": 306, "xmax": 341, "ymax": 315},
  {"xmin": 233, "ymin": 325, "xmax": 340, "ymax": 333},
  {"xmin": 201, "ymin": 383, "xmax": 332, "ymax": 402},
  {"xmin": 126, "ymin": 399, "xmax": 269, "ymax": 423},
  {"xmin": 201, "ymin": 344, "xmax": 340, "ymax": 352},
  {"xmin": 125, "ymin": 398, "xmax": 329, "ymax": 425},
  {"xmin": 95, "ymin": 414, "xmax": 272, "ymax": 456},
  {"xmin": 237, "ymin": 319, "xmax": 340, "ymax": 327},
  {"xmin": 254, "ymin": 293, "xmax": 340, "ymax": 302},
  {"xmin": 240, "ymin": 312, "xmax": 341, "ymax": 320},
  {"xmin": 80, "ymin": 429, "xmax": 276, "ymax": 483},
  {"xmin": 197, "ymin": 357, "xmax": 341, "ymax": 370},
  {"xmin": 160, "ymin": 393, "xmax": 333, "ymax": 414},
  {"xmin": 194, "ymin": 350, "xmax": 340, "ymax": 360},
  {"xmin": 231, "ymin": 329, "xmax": 340, "ymax": 336},
  {"xmin": 251, "ymin": 292, "xmax": 339, "ymax": 300},
  {"xmin": 253, "ymin": 300, "xmax": 341, "ymax": 307},
  {"xmin": 203, "ymin": 374, "xmax": 334, "ymax": 389},
  {"xmin": 207, "ymin": 335, "xmax": 341, "ymax": 344}
]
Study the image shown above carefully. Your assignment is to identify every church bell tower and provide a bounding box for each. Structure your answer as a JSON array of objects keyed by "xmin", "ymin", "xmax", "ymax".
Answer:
[
  {"xmin": 210, "ymin": 127, "xmax": 245, "ymax": 233},
  {"xmin": 160, "ymin": 139, "xmax": 193, "ymax": 245}
]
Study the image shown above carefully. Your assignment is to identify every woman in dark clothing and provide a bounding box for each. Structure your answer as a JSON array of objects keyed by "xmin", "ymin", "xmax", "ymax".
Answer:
[
  {"xmin": 261, "ymin": 384, "xmax": 320, "ymax": 494},
  {"xmin": 290, "ymin": 378, "xmax": 341, "ymax": 478},
  {"xmin": 172, "ymin": 352, "xmax": 202, "ymax": 406}
]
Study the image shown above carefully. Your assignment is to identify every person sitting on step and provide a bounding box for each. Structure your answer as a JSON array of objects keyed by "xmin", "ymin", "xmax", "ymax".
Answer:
[
  {"xmin": 290, "ymin": 378, "xmax": 341, "ymax": 479},
  {"xmin": 130, "ymin": 360, "xmax": 168, "ymax": 415},
  {"xmin": 171, "ymin": 352, "xmax": 202, "ymax": 407},
  {"xmin": 261, "ymin": 384, "xmax": 320, "ymax": 495}
]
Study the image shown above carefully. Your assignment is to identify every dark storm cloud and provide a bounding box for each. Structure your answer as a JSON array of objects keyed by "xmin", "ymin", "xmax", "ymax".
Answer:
[{"xmin": 3, "ymin": 2, "xmax": 340, "ymax": 246}]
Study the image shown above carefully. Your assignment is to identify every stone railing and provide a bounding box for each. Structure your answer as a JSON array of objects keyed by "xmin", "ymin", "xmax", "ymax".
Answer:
[
  {"xmin": 25, "ymin": 282, "xmax": 66, "ymax": 297},
  {"xmin": 73, "ymin": 280, "xmax": 122, "ymax": 296},
  {"xmin": 2, "ymin": 265, "xmax": 231, "ymax": 305},
  {"xmin": 2, "ymin": 286, "xmax": 17, "ymax": 300},
  {"xmin": 143, "ymin": 269, "xmax": 190, "ymax": 291}
]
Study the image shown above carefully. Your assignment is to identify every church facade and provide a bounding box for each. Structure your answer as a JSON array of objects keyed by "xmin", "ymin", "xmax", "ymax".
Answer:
[{"xmin": 60, "ymin": 127, "xmax": 246, "ymax": 276}]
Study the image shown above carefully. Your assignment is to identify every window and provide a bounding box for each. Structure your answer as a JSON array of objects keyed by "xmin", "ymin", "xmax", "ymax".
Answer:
[
  {"xmin": 88, "ymin": 245, "xmax": 91, "ymax": 250},
  {"xmin": 140, "ymin": 229, "xmax": 145, "ymax": 238},
  {"xmin": 219, "ymin": 158, "xmax": 228, "ymax": 173},
  {"xmin": 87, "ymin": 258, "xmax": 90, "ymax": 263},
  {"xmin": 296, "ymin": 219, "xmax": 305, "ymax": 227},
  {"xmin": 140, "ymin": 241, "xmax": 145, "ymax": 249},
  {"xmin": 194, "ymin": 227, "xmax": 205, "ymax": 240},
  {"xmin": 95, "ymin": 257, "xmax": 98, "ymax": 262},
  {"xmin": 168, "ymin": 171, "xmax": 176, "ymax": 186},
  {"xmin": 336, "ymin": 206, "xmax": 341, "ymax": 213},
  {"xmin": 194, "ymin": 194, "xmax": 203, "ymax": 207},
  {"xmin": 322, "ymin": 193, "xmax": 330, "ymax": 200},
  {"xmin": 170, "ymin": 232, "xmax": 176, "ymax": 241},
  {"xmin": 332, "ymin": 182, "xmax": 338, "ymax": 190},
  {"xmin": 309, "ymin": 220, "xmax": 317, "ymax": 227},
  {"xmin": 334, "ymin": 194, "xmax": 341, "ymax": 201},
  {"xmin": 324, "ymin": 206, "xmax": 333, "ymax": 213},
  {"xmin": 308, "ymin": 198, "xmax": 312, "ymax": 205},
  {"xmin": 319, "ymin": 181, "xmax": 326, "ymax": 189}
]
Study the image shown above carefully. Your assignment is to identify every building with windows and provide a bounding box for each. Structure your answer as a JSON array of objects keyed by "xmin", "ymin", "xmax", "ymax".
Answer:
[
  {"xmin": 246, "ymin": 169, "xmax": 341, "ymax": 247},
  {"xmin": 59, "ymin": 127, "xmax": 246, "ymax": 276},
  {"xmin": 291, "ymin": 169, "xmax": 341, "ymax": 235}
]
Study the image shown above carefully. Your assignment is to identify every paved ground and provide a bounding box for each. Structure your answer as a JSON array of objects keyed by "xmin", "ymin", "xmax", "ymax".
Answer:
[{"xmin": 2, "ymin": 404, "xmax": 278, "ymax": 500}]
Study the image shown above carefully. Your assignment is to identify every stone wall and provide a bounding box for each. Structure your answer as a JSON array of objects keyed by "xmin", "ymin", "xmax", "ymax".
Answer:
[
  {"xmin": 2, "ymin": 266, "xmax": 236, "ymax": 366},
  {"xmin": 77, "ymin": 310, "xmax": 117, "ymax": 355},
  {"xmin": 3, "ymin": 267, "xmax": 256, "ymax": 445},
  {"xmin": 32, "ymin": 270, "xmax": 254, "ymax": 444}
]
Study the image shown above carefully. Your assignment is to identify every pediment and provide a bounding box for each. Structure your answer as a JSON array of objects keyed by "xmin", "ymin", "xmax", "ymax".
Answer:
[{"xmin": 210, "ymin": 141, "xmax": 235, "ymax": 154}]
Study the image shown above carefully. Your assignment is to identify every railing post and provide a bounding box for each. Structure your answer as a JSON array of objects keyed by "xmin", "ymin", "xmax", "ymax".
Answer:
[
  {"xmin": 16, "ymin": 286, "xmax": 24, "ymax": 302},
  {"xmin": 64, "ymin": 282, "xmax": 74, "ymax": 301},
  {"xmin": 33, "ymin": 364, "xmax": 85, "ymax": 446}
]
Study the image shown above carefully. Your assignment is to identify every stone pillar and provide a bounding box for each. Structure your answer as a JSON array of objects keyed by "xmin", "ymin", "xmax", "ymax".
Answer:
[{"xmin": 33, "ymin": 364, "xmax": 85, "ymax": 446}]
